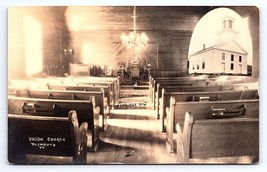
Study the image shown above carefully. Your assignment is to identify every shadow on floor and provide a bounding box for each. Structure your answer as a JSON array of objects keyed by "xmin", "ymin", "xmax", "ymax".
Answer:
[{"xmin": 102, "ymin": 125, "xmax": 166, "ymax": 144}]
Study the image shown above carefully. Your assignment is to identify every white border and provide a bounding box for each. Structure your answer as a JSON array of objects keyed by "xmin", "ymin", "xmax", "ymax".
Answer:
[{"xmin": 1, "ymin": 1, "xmax": 266, "ymax": 172}]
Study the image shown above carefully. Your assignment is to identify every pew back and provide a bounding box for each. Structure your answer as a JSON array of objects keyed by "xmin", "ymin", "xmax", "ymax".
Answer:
[
  {"xmin": 47, "ymin": 84, "xmax": 112, "ymax": 108},
  {"xmin": 9, "ymin": 88, "xmax": 108, "ymax": 131},
  {"xmin": 176, "ymin": 112, "xmax": 259, "ymax": 164},
  {"xmin": 8, "ymin": 96, "xmax": 100, "ymax": 151},
  {"xmin": 160, "ymin": 89, "xmax": 259, "ymax": 131},
  {"xmin": 152, "ymin": 80, "xmax": 209, "ymax": 107},
  {"xmin": 8, "ymin": 111, "xmax": 88, "ymax": 164},
  {"xmin": 154, "ymin": 82, "xmax": 258, "ymax": 112},
  {"xmin": 166, "ymin": 98, "xmax": 259, "ymax": 152},
  {"xmin": 61, "ymin": 81, "xmax": 117, "ymax": 106}
]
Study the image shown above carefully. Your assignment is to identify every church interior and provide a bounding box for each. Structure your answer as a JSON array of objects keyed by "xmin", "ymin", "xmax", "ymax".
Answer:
[{"xmin": 7, "ymin": 6, "xmax": 259, "ymax": 164}]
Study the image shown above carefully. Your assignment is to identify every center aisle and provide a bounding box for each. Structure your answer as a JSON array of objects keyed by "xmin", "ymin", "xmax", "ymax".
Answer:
[{"xmin": 87, "ymin": 88, "xmax": 177, "ymax": 164}]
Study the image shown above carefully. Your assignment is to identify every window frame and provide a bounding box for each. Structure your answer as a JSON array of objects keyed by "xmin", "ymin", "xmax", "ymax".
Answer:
[
  {"xmin": 231, "ymin": 63, "xmax": 234, "ymax": 70},
  {"xmin": 231, "ymin": 54, "xmax": 234, "ymax": 61}
]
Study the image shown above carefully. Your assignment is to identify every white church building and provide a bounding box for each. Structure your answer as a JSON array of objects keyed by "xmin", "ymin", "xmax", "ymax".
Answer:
[{"xmin": 188, "ymin": 16, "xmax": 248, "ymax": 75}]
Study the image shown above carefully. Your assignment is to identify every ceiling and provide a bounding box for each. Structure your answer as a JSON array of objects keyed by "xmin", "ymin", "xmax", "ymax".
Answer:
[
  {"xmin": 64, "ymin": 6, "xmax": 213, "ymax": 32},
  {"xmin": 18, "ymin": 6, "xmax": 255, "ymax": 33}
]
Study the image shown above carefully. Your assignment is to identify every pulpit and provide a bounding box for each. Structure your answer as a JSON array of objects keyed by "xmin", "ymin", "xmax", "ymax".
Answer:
[{"xmin": 131, "ymin": 62, "xmax": 139, "ymax": 78}]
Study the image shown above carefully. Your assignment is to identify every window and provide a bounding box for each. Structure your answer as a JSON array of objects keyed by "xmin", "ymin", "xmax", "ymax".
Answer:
[
  {"xmin": 223, "ymin": 20, "xmax": 227, "ymax": 29},
  {"xmin": 222, "ymin": 62, "xmax": 225, "ymax": 72},
  {"xmin": 231, "ymin": 54, "xmax": 234, "ymax": 61},
  {"xmin": 24, "ymin": 16, "xmax": 43, "ymax": 74},
  {"xmin": 239, "ymin": 56, "xmax": 242, "ymax": 62},
  {"xmin": 197, "ymin": 60, "xmax": 200, "ymax": 70},
  {"xmin": 202, "ymin": 61, "xmax": 205, "ymax": 69},
  {"xmin": 228, "ymin": 20, "xmax": 233, "ymax": 29},
  {"xmin": 231, "ymin": 63, "xmax": 234, "ymax": 70},
  {"xmin": 222, "ymin": 53, "xmax": 225, "ymax": 60}
]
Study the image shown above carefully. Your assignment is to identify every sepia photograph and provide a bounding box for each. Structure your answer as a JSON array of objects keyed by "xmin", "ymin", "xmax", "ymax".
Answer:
[{"xmin": 6, "ymin": 4, "xmax": 261, "ymax": 166}]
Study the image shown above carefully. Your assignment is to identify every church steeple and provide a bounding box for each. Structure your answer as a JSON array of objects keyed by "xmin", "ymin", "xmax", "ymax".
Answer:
[{"xmin": 217, "ymin": 16, "xmax": 239, "ymax": 44}]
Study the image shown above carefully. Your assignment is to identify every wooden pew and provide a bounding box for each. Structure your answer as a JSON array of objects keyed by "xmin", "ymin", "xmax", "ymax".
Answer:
[
  {"xmin": 66, "ymin": 76, "xmax": 120, "ymax": 101},
  {"xmin": 153, "ymin": 81, "xmax": 209, "ymax": 110},
  {"xmin": 149, "ymin": 75, "xmax": 207, "ymax": 99},
  {"xmin": 47, "ymin": 84, "xmax": 113, "ymax": 109},
  {"xmin": 155, "ymin": 85, "xmax": 223, "ymax": 116},
  {"xmin": 9, "ymin": 88, "xmax": 108, "ymax": 131},
  {"xmin": 149, "ymin": 70, "xmax": 186, "ymax": 78},
  {"xmin": 176, "ymin": 112, "xmax": 259, "ymax": 164},
  {"xmin": 8, "ymin": 111, "xmax": 88, "ymax": 164},
  {"xmin": 32, "ymin": 76, "xmax": 120, "ymax": 101},
  {"xmin": 9, "ymin": 79, "xmax": 115, "ymax": 109},
  {"xmin": 166, "ymin": 98, "xmax": 259, "ymax": 153},
  {"xmin": 160, "ymin": 89, "xmax": 259, "ymax": 131},
  {"xmin": 150, "ymin": 75, "xmax": 257, "ymax": 103},
  {"xmin": 8, "ymin": 96, "xmax": 100, "ymax": 151},
  {"xmin": 155, "ymin": 82, "xmax": 258, "ymax": 114},
  {"xmin": 34, "ymin": 76, "xmax": 120, "ymax": 103},
  {"xmin": 60, "ymin": 80, "xmax": 116, "ymax": 105},
  {"xmin": 149, "ymin": 74, "xmax": 218, "ymax": 100}
]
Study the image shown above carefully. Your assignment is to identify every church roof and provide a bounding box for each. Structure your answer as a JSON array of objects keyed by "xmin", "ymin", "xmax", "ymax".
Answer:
[{"xmin": 189, "ymin": 40, "xmax": 248, "ymax": 57}]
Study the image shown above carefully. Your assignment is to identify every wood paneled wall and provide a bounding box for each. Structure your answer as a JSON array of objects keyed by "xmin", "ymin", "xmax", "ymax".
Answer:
[
  {"xmin": 68, "ymin": 29, "xmax": 194, "ymax": 71},
  {"xmin": 8, "ymin": 7, "xmax": 69, "ymax": 79},
  {"xmin": 66, "ymin": 6, "xmax": 210, "ymax": 72}
]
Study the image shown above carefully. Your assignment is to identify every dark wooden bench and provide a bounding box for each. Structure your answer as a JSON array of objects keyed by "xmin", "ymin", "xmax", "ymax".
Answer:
[
  {"xmin": 8, "ymin": 96, "xmax": 100, "ymax": 151},
  {"xmin": 160, "ymin": 89, "xmax": 259, "ymax": 131},
  {"xmin": 150, "ymin": 76, "xmax": 208, "ymax": 91},
  {"xmin": 151, "ymin": 79, "xmax": 209, "ymax": 107},
  {"xmin": 153, "ymin": 81, "xmax": 210, "ymax": 110},
  {"xmin": 9, "ymin": 88, "xmax": 108, "ymax": 131},
  {"xmin": 68, "ymin": 76, "xmax": 120, "ymax": 100},
  {"xmin": 150, "ymin": 75, "xmax": 257, "ymax": 105},
  {"xmin": 155, "ymin": 82, "xmax": 258, "ymax": 115},
  {"xmin": 8, "ymin": 111, "xmax": 88, "ymax": 164},
  {"xmin": 176, "ymin": 112, "xmax": 259, "ymax": 164},
  {"xmin": 61, "ymin": 80, "xmax": 116, "ymax": 105},
  {"xmin": 38, "ymin": 76, "xmax": 119, "ymax": 105},
  {"xmin": 66, "ymin": 76, "xmax": 120, "ymax": 101},
  {"xmin": 166, "ymin": 98, "xmax": 259, "ymax": 153},
  {"xmin": 33, "ymin": 76, "xmax": 119, "ymax": 96},
  {"xmin": 9, "ymin": 78, "xmax": 117, "ymax": 109},
  {"xmin": 47, "ymin": 84, "xmax": 113, "ymax": 109}
]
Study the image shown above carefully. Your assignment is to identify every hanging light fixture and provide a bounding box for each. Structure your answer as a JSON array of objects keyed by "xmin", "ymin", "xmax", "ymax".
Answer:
[{"xmin": 120, "ymin": 6, "xmax": 148, "ymax": 48}]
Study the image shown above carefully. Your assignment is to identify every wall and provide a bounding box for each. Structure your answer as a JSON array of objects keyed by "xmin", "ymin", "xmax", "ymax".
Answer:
[
  {"xmin": 68, "ymin": 30, "xmax": 194, "ymax": 72},
  {"xmin": 8, "ymin": 7, "xmax": 69, "ymax": 79},
  {"xmin": 230, "ymin": 6, "xmax": 259, "ymax": 78},
  {"xmin": 189, "ymin": 49, "xmax": 248, "ymax": 75},
  {"xmin": 248, "ymin": 8, "xmax": 259, "ymax": 78},
  {"xmin": 65, "ymin": 6, "xmax": 211, "ymax": 73}
]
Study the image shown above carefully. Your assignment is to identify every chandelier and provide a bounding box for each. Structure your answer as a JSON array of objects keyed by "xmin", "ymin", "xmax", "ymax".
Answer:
[{"xmin": 120, "ymin": 6, "xmax": 148, "ymax": 48}]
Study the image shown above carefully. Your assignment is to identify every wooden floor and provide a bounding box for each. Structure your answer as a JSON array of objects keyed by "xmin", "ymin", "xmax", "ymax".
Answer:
[{"xmin": 87, "ymin": 94, "xmax": 177, "ymax": 164}]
